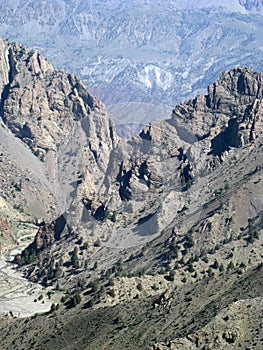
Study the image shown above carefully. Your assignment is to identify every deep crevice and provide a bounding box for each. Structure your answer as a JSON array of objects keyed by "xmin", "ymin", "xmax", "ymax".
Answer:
[{"xmin": 0, "ymin": 48, "xmax": 17, "ymax": 122}]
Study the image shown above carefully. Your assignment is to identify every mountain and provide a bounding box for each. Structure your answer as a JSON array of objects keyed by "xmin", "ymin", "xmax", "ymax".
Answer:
[
  {"xmin": 239, "ymin": 0, "xmax": 263, "ymax": 13},
  {"xmin": 0, "ymin": 36, "xmax": 117, "ymax": 252},
  {"xmin": 0, "ymin": 38, "xmax": 262, "ymax": 349},
  {"xmin": 0, "ymin": 0, "xmax": 262, "ymax": 129}
]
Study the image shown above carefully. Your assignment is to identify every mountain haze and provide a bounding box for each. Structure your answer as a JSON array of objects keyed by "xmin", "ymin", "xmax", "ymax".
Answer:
[{"xmin": 0, "ymin": 0, "xmax": 262, "ymax": 127}]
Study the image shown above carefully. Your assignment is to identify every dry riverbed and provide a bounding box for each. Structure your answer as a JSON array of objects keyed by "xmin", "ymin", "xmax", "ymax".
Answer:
[{"xmin": 0, "ymin": 245, "xmax": 53, "ymax": 317}]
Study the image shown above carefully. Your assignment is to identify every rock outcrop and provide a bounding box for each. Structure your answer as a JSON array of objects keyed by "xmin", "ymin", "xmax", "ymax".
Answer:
[
  {"xmin": 0, "ymin": 38, "xmax": 116, "ymax": 164},
  {"xmin": 0, "ymin": 37, "xmax": 118, "ymax": 227},
  {"xmin": 9, "ymin": 62, "xmax": 261, "ymax": 256},
  {"xmin": 0, "ymin": 37, "xmax": 262, "ymax": 350},
  {"xmin": 171, "ymin": 67, "xmax": 263, "ymax": 149},
  {"xmin": 15, "ymin": 65, "xmax": 263, "ymax": 285}
]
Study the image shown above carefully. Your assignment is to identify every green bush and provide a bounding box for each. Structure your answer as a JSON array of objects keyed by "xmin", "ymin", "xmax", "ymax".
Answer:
[
  {"xmin": 137, "ymin": 283, "xmax": 143, "ymax": 291},
  {"xmin": 68, "ymin": 293, "xmax": 81, "ymax": 308}
]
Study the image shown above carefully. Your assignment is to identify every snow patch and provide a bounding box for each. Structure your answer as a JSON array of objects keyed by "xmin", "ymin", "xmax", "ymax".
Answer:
[{"xmin": 138, "ymin": 65, "xmax": 173, "ymax": 90}]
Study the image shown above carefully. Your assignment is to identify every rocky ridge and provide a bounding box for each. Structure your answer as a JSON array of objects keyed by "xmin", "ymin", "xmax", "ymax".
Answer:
[
  {"xmin": 0, "ymin": 37, "xmax": 117, "ymax": 247},
  {"xmin": 0, "ymin": 37, "xmax": 116, "ymax": 160},
  {"xmin": 0, "ymin": 38, "xmax": 262, "ymax": 349}
]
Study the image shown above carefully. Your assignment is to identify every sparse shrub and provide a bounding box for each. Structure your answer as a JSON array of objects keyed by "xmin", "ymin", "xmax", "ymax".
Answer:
[
  {"xmin": 113, "ymin": 316, "xmax": 121, "ymax": 325},
  {"xmin": 182, "ymin": 247, "xmax": 188, "ymax": 256},
  {"xmin": 132, "ymin": 266, "xmax": 148, "ymax": 277},
  {"xmin": 168, "ymin": 270, "xmax": 175, "ymax": 281},
  {"xmin": 82, "ymin": 241, "xmax": 89, "ymax": 249},
  {"xmin": 202, "ymin": 256, "xmax": 208, "ymax": 263},
  {"xmin": 94, "ymin": 238, "xmax": 101, "ymax": 247},
  {"xmin": 212, "ymin": 259, "xmax": 219, "ymax": 269},
  {"xmin": 84, "ymin": 260, "xmax": 88, "ymax": 269},
  {"xmin": 89, "ymin": 279, "xmax": 100, "ymax": 293},
  {"xmin": 188, "ymin": 263, "xmax": 195, "ymax": 273},
  {"xmin": 77, "ymin": 236, "xmax": 83, "ymax": 245},
  {"xmin": 185, "ymin": 234, "xmax": 195, "ymax": 248},
  {"xmin": 71, "ymin": 247, "xmax": 79, "ymax": 268},
  {"xmin": 207, "ymin": 267, "xmax": 214, "ymax": 278},
  {"xmin": 61, "ymin": 296, "xmax": 67, "ymax": 303},
  {"xmin": 193, "ymin": 254, "xmax": 199, "ymax": 262},
  {"xmin": 165, "ymin": 264, "xmax": 171, "ymax": 272},
  {"xmin": 247, "ymin": 230, "xmax": 259, "ymax": 244},
  {"xmin": 239, "ymin": 262, "xmax": 246, "ymax": 269},
  {"xmin": 50, "ymin": 303, "xmax": 59, "ymax": 312},
  {"xmin": 137, "ymin": 283, "xmax": 143, "ymax": 291},
  {"xmin": 151, "ymin": 284, "xmax": 158, "ymax": 291},
  {"xmin": 108, "ymin": 278, "xmax": 114, "ymax": 287},
  {"xmin": 108, "ymin": 289, "xmax": 116, "ymax": 298},
  {"xmin": 219, "ymin": 263, "xmax": 225, "ymax": 272},
  {"xmin": 227, "ymin": 261, "xmax": 234, "ymax": 270},
  {"xmin": 128, "ymin": 253, "xmax": 135, "ymax": 261},
  {"xmin": 77, "ymin": 278, "xmax": 86, "ymax": 290},
  {"xmin": 84, "ymin": 298, "xmax": 94, "ymax": 308},
  {"xmin": 110, "ymin": 212, "xmax": 117, "ymax": 222},
  {"xmin": 185, "ymin": 181, "xmax": 192, "ymax": 190},
  {"xmin": 207, "ymin": 247, "xmax": 215, "ymax": 255},
  {"xmin": 185, "ymin": 296, "xmax": 192, "ymax": 302},
  {"xmin": 188, "ymin": 257, "xmax": 194, "ymax": 264},
  {"xmin": 68, "ymin": 293, "xmax": 81, "ymax": 308},
  {"xmin": 174, "ymin": 262, "xmax": 179, "ymax": 270},
  {"xmin": 214, "ymin": 188, "xmax": 223, "ymax": 197},
  {"xmin": 226, "ymin": 251, "xmax": 234, "ymax": 259},
  {"xmin": 54, "ymin": 263, "xmax": 62, "ymax": 278},
  {"xmin": 170, "ymin": 241, "xmax": 178, "ymax": 258}
]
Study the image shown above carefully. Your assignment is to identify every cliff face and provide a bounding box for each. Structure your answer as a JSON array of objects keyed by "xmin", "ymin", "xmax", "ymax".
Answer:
[
  {"xmin": 119, "ymin": 67, "xmax": 263, "ymax": 194},
  {"xmin": 172, "ymin": 67, "xmax": 263, "ymax": 144},
  {"xmin": 0, "ymin": 37, "xmax": 116, "ymax": 158},
  {"xmin": 0, "ymin": 37, "xmax": 117, "ymax": 228},
  {"xmin": 1, "ymin": 39, "xmax": 261, "ymax": 256},
  {"xmin": 17, "ymin": 65, "xmax": 263, "ymax": 269},
  {"xmin": 0, "ymin": 37, "xmax": 262, "ymax": 349}
]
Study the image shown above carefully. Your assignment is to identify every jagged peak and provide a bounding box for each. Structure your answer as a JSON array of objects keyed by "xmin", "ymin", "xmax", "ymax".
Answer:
[
  {"xmin": 215, "ymin": 66, "xmax": 263, "ymax": 98},
  {"xmin": 0, "ymin": 37, "xmax": 116, "ymax": 159},
  {"xmin": 168, "ymin": 67, "xmax": 263, "ymax": 142}
]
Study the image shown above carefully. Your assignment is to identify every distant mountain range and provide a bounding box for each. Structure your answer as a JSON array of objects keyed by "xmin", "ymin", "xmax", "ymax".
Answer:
[{"xmin": 0, "ymin": 0, "xmax": 262, "ymax": 126}]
